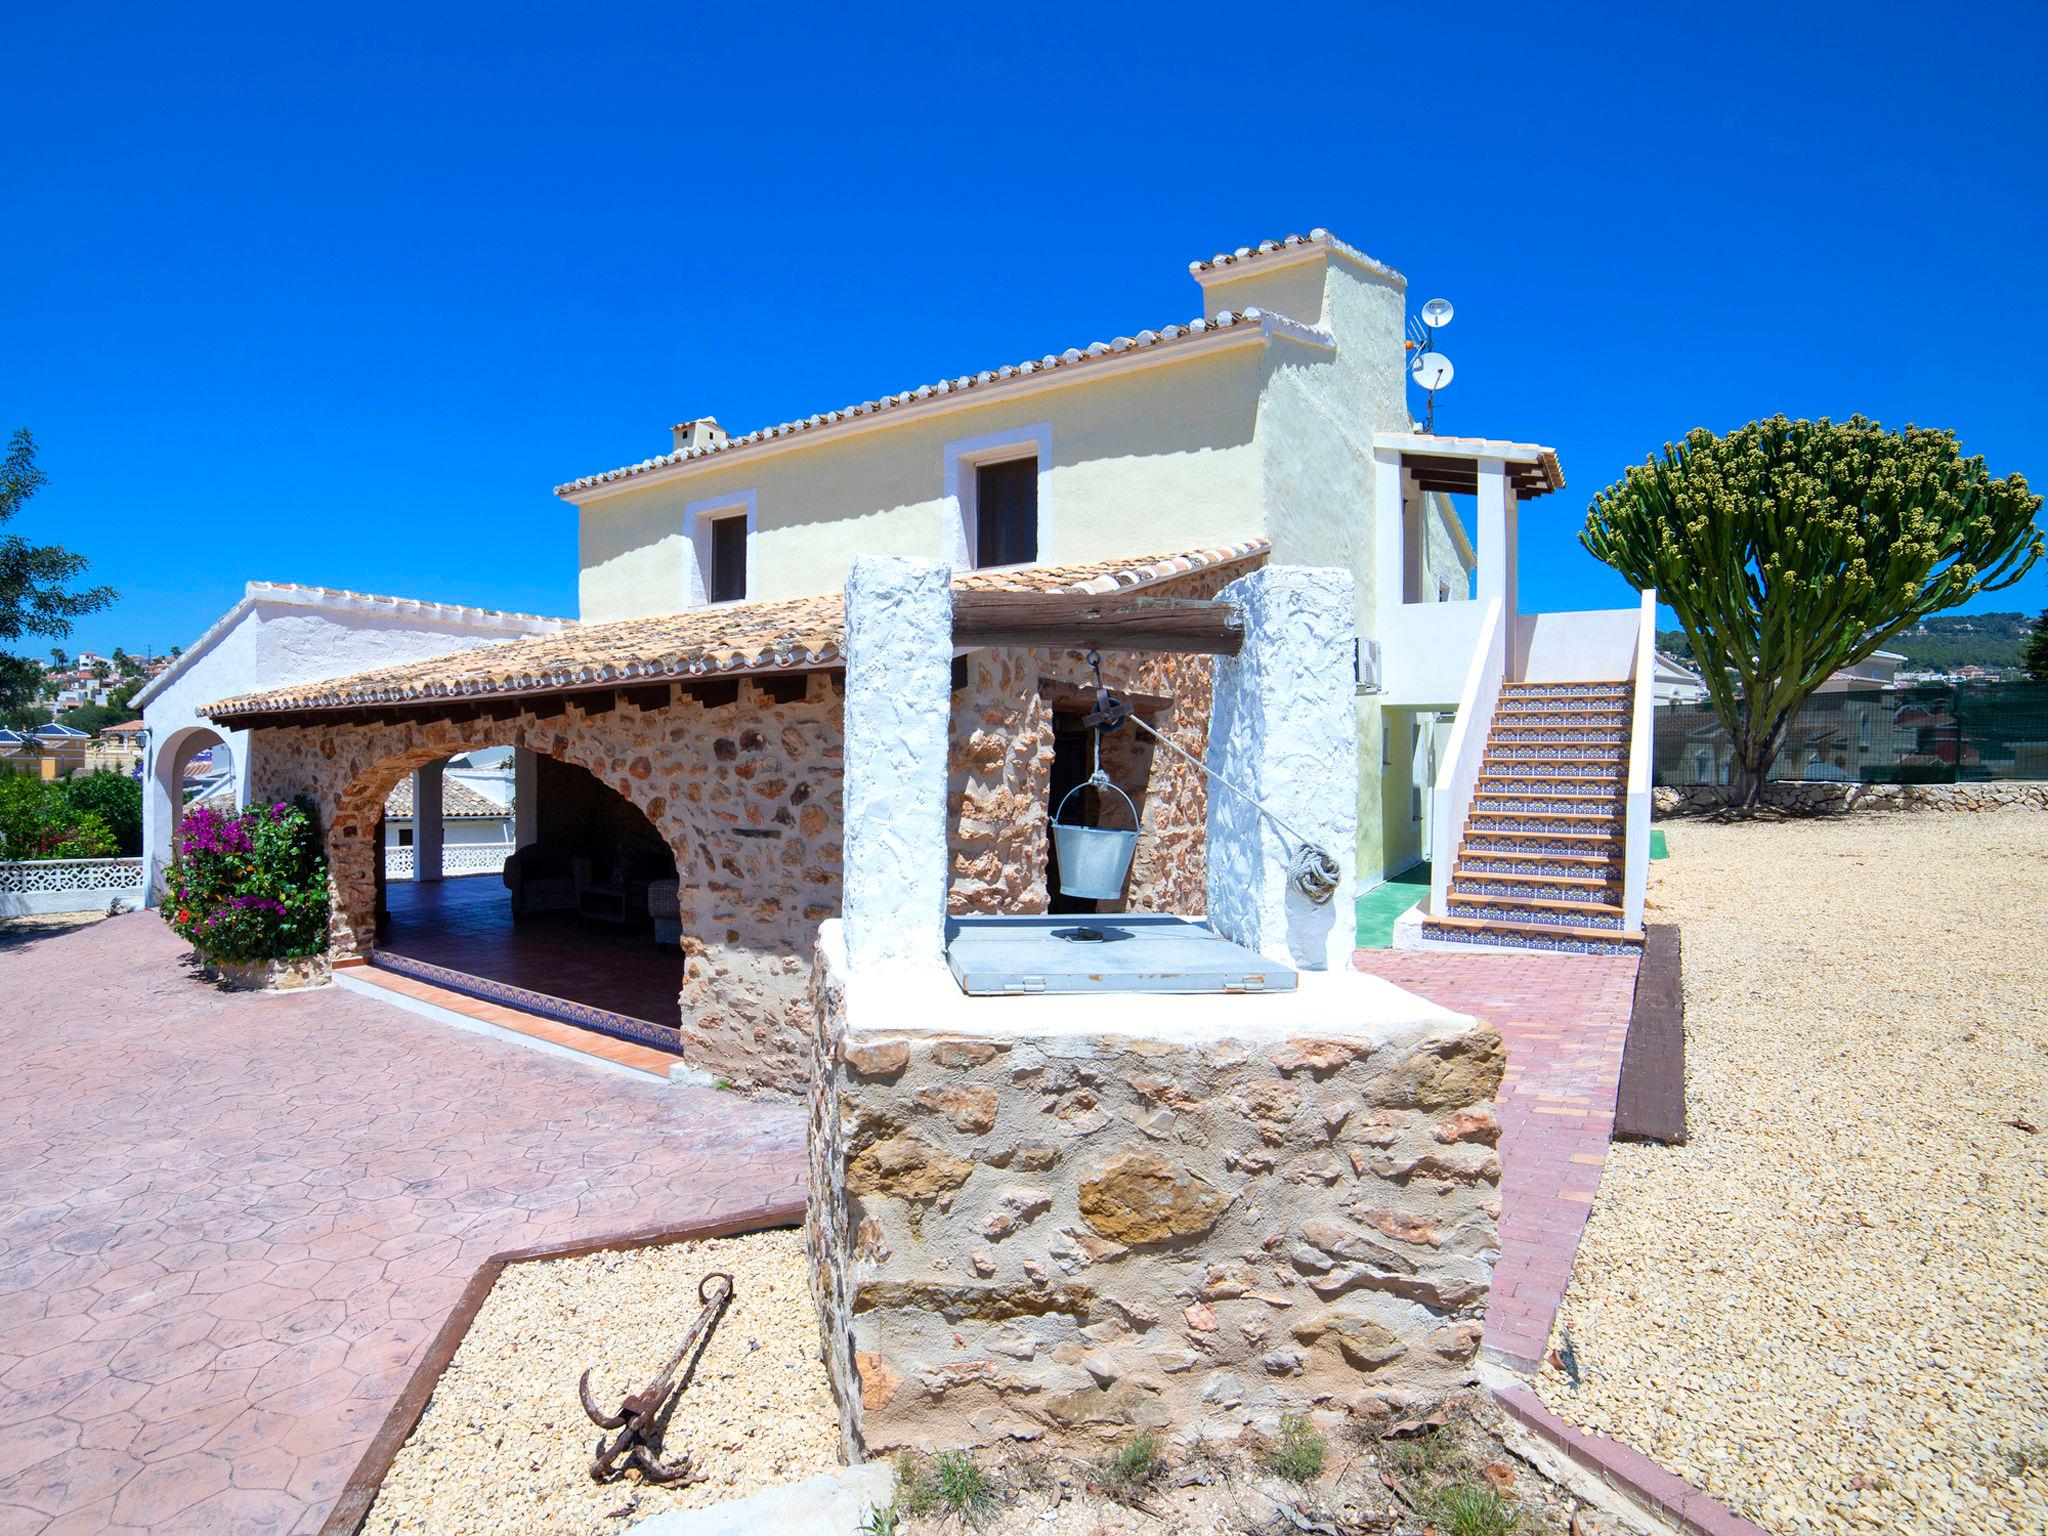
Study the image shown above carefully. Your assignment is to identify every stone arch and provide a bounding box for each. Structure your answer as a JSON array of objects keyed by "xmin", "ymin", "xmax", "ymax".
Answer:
[{"xmin": 327, "ymin": 720, "xmax": 705, "ymax": 960}]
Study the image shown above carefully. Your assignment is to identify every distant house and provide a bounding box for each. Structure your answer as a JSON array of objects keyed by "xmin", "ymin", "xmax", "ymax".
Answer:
[
  {"xmin": 1814, "ymin": 649, "xmax": 1905, "ymax": 692},
  {"xmin": 382, "ymin": 770, "xmax": 515, "ymax": 877},
  {"xmin": 1652, "ymin": 651, "xmax": 1708, "ymax": 706}
]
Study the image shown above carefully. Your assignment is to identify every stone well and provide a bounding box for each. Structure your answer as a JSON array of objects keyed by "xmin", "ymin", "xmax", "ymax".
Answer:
[
  {"xmin": 803, "ymin": 554, "xmax": 1502, "ymax": 1456},
  {"xmin": 804, "ymin": 927, "xmax": 1503, "ymax": 1454}
]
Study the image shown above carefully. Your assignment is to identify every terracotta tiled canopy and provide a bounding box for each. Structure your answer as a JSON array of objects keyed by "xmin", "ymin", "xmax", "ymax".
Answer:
[{"xmin": 203, "ymin": 542, "xmax": 1267, "ymax": 728}]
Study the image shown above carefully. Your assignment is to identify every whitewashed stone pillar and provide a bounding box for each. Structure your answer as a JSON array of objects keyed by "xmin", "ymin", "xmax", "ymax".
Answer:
[
  {"xmin": 841, "ymin": 555, "xmax": 952, "ymax": 971},
  {"xmin": 1205, "ymin": 566, "xmax": 1359, "ymax": 971},
  {"xmin": 413, "ymin": 760, "xmax": 445, "ymax": 883}
]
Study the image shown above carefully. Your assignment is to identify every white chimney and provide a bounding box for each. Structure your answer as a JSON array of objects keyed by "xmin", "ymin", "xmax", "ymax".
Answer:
[{"xmin": 672, "ymin": 417, "xmax": 727, "ymax": 453}]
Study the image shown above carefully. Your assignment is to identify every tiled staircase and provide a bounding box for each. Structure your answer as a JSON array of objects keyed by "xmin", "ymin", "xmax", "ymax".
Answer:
[{"xmin": 1423, "ymin": 680, "xmax": 1644, "ymax": 955}]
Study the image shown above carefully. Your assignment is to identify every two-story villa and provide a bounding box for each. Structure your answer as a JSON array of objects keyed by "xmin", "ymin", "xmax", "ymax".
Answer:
[{"xmin": 184, "ymin": 228, "xmax": 1656, "ymax": 1086}]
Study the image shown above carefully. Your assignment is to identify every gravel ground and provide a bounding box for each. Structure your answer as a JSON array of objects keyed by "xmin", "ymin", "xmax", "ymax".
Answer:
[
  {"xmin": 1537, "ymin": 811, "xmax": 2048, "ymax": 1536},
  {"xmin": 363, "ymin": 1227, "xmax": 841, "ymax": 1536}
]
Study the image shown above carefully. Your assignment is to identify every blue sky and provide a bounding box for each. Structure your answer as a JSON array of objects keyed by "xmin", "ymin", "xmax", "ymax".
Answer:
[{"xmin": 5, "ymin": 1, "xmax": 2044, "ymax": 658}]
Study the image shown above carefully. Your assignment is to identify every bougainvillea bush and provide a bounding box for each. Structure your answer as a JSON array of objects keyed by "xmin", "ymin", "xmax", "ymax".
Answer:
[{"xmin": 161, "ymin": 798, "xmax": 331, "ymax": 963}]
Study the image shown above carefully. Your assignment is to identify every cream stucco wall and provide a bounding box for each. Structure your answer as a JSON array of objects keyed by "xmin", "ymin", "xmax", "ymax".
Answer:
[
  {"xmin": 575, "ymin": 345, "xmax": 1269, "ymax": 623},
  {"xmin": 570, "ymin": 242, "xmax": 1439, "ymax": 883}
]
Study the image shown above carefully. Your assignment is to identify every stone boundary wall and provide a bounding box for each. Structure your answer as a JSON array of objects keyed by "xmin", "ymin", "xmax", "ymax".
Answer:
[
  {"xmin": 1654, "ymin": 781, "xmax": 2048, "ymax": 817},
  {"xmin": 805, "ymin": 928, "xmax": 1505, "ymax": 1459}
]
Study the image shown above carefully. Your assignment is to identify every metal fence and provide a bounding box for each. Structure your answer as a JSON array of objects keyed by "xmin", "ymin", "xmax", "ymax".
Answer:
[{"xmin": 1655, "ymin": 681, "xmax": 2048, "ymax": 785}]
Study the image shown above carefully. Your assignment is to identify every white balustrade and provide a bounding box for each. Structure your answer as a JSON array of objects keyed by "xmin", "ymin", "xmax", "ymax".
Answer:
[{"xmin": 0, "ymin": 857, "xmax": 148, "ymax": 917}]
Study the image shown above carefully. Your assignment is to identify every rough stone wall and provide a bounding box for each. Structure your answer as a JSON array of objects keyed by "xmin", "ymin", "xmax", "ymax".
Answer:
[
  {"xmin": 948, "ymin": 562, "xmax": 1241, "ymax": 918},
  {"xmin": 1655, "ymin": 781, "xmax": 2048, "ymax": 816},
  {"xmin": 242, "ymin": 565, "xmax": 1253, "ymax": 1093},
  {"xmin": 244, "ymin": 677, "xmax": 846, "ymax": 1089},
  {"xmin": 805, "ymin": 935, "xmax": 1505, "ymax": 1459}
]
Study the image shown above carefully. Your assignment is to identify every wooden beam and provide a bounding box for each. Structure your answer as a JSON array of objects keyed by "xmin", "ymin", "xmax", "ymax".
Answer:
[
  {"xmin": 678, "ymin": 678, "xmax": 740, "ymax": 710},
  {"xmin": 953, "ymin": 590, "xmax": 1243, "ymax": 655},
  {"xmin": 1037, "ymin": 676, "xmax": 1172, "ymax": 717},
  {"xmin": 621, "ymin": 683, "xmax": 673, "ymax": 712}
]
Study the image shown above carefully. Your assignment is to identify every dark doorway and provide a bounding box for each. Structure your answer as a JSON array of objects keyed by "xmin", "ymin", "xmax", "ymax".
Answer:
[
  {"xmin": 1046, "ymin": 715, "xmax": 1097, "ymax": 915},
  {"xmin": 709, "ymin": 513, "xmax": 747, "ymax": 603}
]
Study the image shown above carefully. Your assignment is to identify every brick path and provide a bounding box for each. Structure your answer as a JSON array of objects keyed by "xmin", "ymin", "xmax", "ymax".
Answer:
[
  {"xmin": 0, "ymin": 914, "xmax": 806, "ymax": 1536},
  {"xmin": 1354, "ymin": 949, "xmax": 1637, "ymax": 1372}
]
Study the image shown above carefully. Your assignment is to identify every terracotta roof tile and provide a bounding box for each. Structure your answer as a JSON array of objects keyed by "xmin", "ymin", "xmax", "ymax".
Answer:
[
  {"xmin": 1188, "ymin": 228, "xmax": 1401, "ymax": 282},
  {"xmin": 384, "ymin": 778, "xmax": 509, "ymax": 820},
  {"xmin": 204, "ymin": 543, "xmax": 1268, "ymax": 721},
  {"xmin": 553, "ymin": 311, "xmax": 1328, "ymax": 496}
]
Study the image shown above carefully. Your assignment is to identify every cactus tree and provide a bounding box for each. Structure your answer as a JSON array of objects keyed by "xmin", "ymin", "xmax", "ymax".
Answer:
[{"xmin": 1582, "ymin": 416, "xmax": 2042, "ymax": 806}]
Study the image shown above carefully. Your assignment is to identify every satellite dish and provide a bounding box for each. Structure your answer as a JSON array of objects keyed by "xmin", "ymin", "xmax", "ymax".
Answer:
[
  {"xmin": 1411, "ymin": 351, "xmax": 1454, "ymax": 391},
  {"xmin": 1420, "ymin": 298, "xmax": 1455, "ymax": 330}
]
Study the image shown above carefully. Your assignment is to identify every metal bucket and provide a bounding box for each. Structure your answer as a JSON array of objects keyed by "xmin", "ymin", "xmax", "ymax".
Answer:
[{"xmin": 1052, "ymin": 779, "xmax": 1139, "ymax": 900}]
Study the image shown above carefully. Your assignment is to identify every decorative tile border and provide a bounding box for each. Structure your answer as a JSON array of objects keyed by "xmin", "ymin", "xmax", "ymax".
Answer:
[
  {"xmin": 1500, "ymin": 682, "xmax": 1631, "ymax": 700},
  {"xmin": 1467, "ymin": 836, "xmax": 1621, "ymax": 859},
  {"xmin": 1472, "ymin": 814, "xmax": 1620, "ymax": 836},
  {"xmin": 1481, "ymin": 769, "xmax": 1625, "ymax": 788},
  {"xmin": 1454, "ymin": 878, "xmax": 1622, "ymax": 904},
  {"xmin": 367, "ymin": 950, "xmax": 684, "ymax": 1055},
  {"xmin": 1422, "ymin": 921, "xmax": 1641, "ymax": 956},
  {"xmin": 317, "ymin": 1200, "xmax": 805, "ymax": 1536},
  {"xmin": 1462, "ymin": 857, "xmax": 1623, "ymax": 880},
  {"xmin": 1492, "ymin": 728, "xmax": 1630, "ymax": 746},
  {"xmin": 1447, "ymin": 901, "xmax": 1625, "ymax": 932},
  {"xmin": 1475, "ymin": 794, "xmax": 1625, "ymax": 814}
]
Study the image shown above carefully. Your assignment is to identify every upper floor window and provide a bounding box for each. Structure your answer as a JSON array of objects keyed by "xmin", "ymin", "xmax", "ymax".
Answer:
[
  {"xmin": 684, "ymin": 489, "xmax": 756, "ymax": 608},
  {"xmin": 975, "ymin": 457, "xmax": 1038, "ymax": 568},
  {"xmin": 708, "ymin": 513, "xmax": 747, "ymax": 603},
  {"xmin": 945, "ymin": 422, "xmax": 1051, "ymax": 570}
]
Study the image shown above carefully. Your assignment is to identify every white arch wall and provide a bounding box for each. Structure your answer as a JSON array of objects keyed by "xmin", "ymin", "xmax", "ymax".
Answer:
[
  {"xmin": 137, "ymin": 586, "xmax": 568, "ymax": 904},
  {"xmin": 143, "ymin": 725, "xmax": 244, "ymax": 895}
]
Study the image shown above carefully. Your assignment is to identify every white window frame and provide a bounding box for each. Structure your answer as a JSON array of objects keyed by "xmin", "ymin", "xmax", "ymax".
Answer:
[
  {"xmin": 942, "ymin": 422, "xmax": 1051, "ymax": 570},
  {"xmin": 682, "ymin": 488, "xmax": 757, "ymax": 608}
]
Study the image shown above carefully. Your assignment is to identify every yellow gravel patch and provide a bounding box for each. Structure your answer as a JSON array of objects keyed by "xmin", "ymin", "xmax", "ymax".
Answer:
[
  {"xmin": 1537, "ymin": 812, "xmax": 2048, "ymax": 1536},
  {"xmin": 364, "ymin": 1226, "xmax": 840, "ymax": 1535}
]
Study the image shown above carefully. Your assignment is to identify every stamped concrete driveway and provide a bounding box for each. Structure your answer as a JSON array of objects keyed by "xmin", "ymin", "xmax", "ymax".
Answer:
[{"xmin": 0, "ymin": 914, "xmax": 806, "ymax": 1536}]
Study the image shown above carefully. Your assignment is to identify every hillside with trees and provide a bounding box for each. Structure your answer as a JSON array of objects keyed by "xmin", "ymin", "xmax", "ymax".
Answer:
[{"xmin": 1660, "ymin": 611, "xmax": 2034, "ymax": 672}]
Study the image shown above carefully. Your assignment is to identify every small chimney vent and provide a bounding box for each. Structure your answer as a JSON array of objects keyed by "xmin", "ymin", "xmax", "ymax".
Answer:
[{"xmin": 672, "ymin": 417, "xmax": 727, "ymax": 453}]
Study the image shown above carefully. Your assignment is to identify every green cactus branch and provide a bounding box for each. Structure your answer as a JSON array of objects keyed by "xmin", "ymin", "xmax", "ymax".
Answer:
[{"xmin": 1581, "ymin": 416, "xmax": 2043, "ymax": 807}]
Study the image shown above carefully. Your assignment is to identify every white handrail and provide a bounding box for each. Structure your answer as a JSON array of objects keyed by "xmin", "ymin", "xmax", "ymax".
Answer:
[
  {"xmin": 1429, "ymin": 597, "xmax": 1506, "ymax": 921},
  {"xmin": 1621, "ymin": 587, "xmax": 1658, "ymax": 931}
]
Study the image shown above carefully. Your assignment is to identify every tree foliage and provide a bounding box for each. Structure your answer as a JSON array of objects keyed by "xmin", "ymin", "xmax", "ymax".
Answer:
[
  {"xmin": 1582, "ymin": 416, "xmax": 2043, "ymax": 802},
  {"xmin": 2, "ymin": 431, "xmax": 117, "ymax": 731},
  {"xmin": 2023, "ymin": 610, "xmax": 2048, "ymax": 683}
]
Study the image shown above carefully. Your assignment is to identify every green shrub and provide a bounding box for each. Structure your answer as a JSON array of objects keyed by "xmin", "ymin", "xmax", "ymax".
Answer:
[
  {"xmin": 0, "ymin": 774, "xmax": 116, "ymax": 859},
  {"xmin": 894, "ymin": 1449, "xmax": 998, "ymax": 1523},
  {"xmin": 1415, "ymin": 1482, "xmax": 1522, "ymax": 1536},
  {"xmin": 1098, "ymin": 1428, "xmax": 1164, "ymax": 1494},
  {"xmin": 61, "ymin": 771, "xmax": 142, "ymax": 855},
  {"xmin": 161, "ymin": 798, "xmax": 330, "ymax": 963},
  {"xmin": 1262, "ymin": 1414, "xmax": 1328, "ymax": 1483}
]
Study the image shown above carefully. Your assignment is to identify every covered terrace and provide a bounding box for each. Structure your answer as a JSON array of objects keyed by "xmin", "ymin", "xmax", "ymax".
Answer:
[{"xmin": 199, "ymin": 543, "xmax": 1264, "ymax": 1090}]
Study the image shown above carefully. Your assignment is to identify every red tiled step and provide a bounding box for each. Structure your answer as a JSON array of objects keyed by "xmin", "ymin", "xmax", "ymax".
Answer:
[{"xmin": 344, "ymin": 965, "xmax": 682, "ymax": 1079}]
